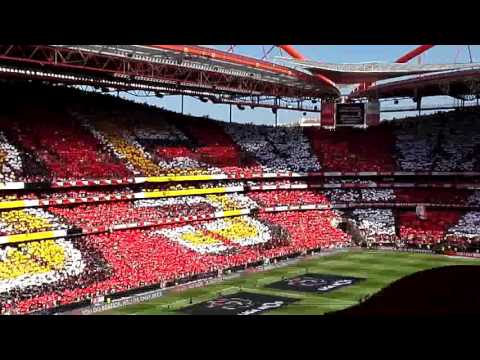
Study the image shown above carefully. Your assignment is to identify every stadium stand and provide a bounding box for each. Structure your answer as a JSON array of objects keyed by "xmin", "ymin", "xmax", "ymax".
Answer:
[
  {"xmin": 0, "ymin": 89, "xmax": 132, "ymax": 182},
  {"xmin": 0, "ymin": 208, "xmax": 68, "ymax": 236},
  {"xmin": 47, "ymin": 199, "xmax": 217, "ymax": 230},
  {"xmin": 2, "ymin": 83, "xmax": 480, "ymax": 313},
  {"xmin": 0, "ymin": 132, "xmax": 23, "ymax": 183},
  {"xmin": 449, "ymin": 211, "xmax": 480, "ymax": 238},
  {"xmin": 350, "ymin": 208, "xmax": 396, "ymax": 245},
  {"xmin": 1, "ymin": 210, "xmax": 350, "ymax": 314},
  {"xmin": 305, "ymin": 125, "xmax": 396, "ymax": 172},
  {"xmin": 398, "ymin": 210, "xmax": 463, "ymax": 246},
  {"xmin": 224, "ymin": 123, "xmax": 322, "ymax": 173},
  {"xmin": 175, "ymin": 115, "xmax": 262, "ymax": 176},
  {"xmin": 249, "ymin": 189, "xmax": 329, "ymax": 207},
  {"xmin": 394, "ymin": 112, "xmax": 480, "ymax": 172}
]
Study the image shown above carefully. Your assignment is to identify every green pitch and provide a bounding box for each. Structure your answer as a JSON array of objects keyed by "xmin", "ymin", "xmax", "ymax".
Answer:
[{"xmin": 102, "ymin": 250, "xmax": 480, "ymax": 315}]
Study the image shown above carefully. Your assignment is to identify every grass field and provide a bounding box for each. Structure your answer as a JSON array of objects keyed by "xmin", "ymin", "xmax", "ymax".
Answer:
[{"xmin": 102, "ymin": 249, "xmax": 480, "ymax": 315}]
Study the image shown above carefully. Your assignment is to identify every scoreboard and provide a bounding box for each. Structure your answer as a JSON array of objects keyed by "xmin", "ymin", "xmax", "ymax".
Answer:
[
  {"xmin": 366, "ymin": 99, "xmax": 380, "ymax": 126},
  {"xmin": 320, "ymin": 101, "xmax": 335, "ymax": 127},
  {"xmin": 336, "ymin": 103, "xmax": 365, "ymax": 127}
]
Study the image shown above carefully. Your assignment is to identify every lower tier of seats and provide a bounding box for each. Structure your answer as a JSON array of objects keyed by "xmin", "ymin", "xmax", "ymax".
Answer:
[{"xmin": 0, "ymin": 210, "xmax": 349, "ymax": 314}]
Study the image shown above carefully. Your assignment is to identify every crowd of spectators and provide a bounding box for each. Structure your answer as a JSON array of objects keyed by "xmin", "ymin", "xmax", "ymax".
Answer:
[
  {"xmin": 174, "ymin": 116, "xmax": 262, "ymax": 176},
  {"xmin": 398, "ymin": 210, "xmax": 463, "ymax": 245},
  {"xmin": 323, "ymin": 179, "xmax": 395, "ymax": 203},
  {"xmin": 466, "ymin": 191, "xmax": 480, "ymax": 205},
  {"xmin": 393, "ymin": 111, "xmax": 480, "ymax": 172},
  {"xmin": 3, "ymin": 88, "xmax": 480, "ymax": 184},
  {"xmin": 0, "ymin": 132, "xmax": 23, "ymax": 183},
  {"xmin": 0, "ymin": 94, "xmax": 132, "ymax": 182},
  {"xmin": 11, "ymin": 110, "xmax": 131, "ymax": 181},
  {"xmin": 82, "ymin": 117, "xmax": 163, "ymax": 177},
  {"xmin": 154, "ymin": 216, "xmax": 271, "ymax": 254},
  {"xmin": 133, "ymin": 115, "xmax": 226, "ymax": 176},
  {"xmin": 0, "ymin": 209, "xmax": 350, "ymax": 314},
  {"xmin": 204, "ymin": 194, "xmax": 258, "ymax": 211},
  {"xmin": 446, "ymin": 190, "xmax": 480, "ymax": 241},
  {"xmin": 305, "ymin": 125, "xmax": 396, "ymax": 172},
  {"xmin": 142, "ymin": 180, "xmax": 245, "ymax": 193},
  {"xmin": 249, "ymin": 189, "xmax": 329, "ymax": 207},
  {"xmin": 0, "ymin": 208, "xmax": 68, "ymax": 236},
  {"xmin": 350, "ymin": 209, "xmax": 396, "ymax": 244},
  {"xmin": 135, "ymin": 193, "xmax": 257, "ymax": 213},
  {"xmin": 394, "ymin": 188, "xmax": 470, "ymax": 204},
  {"xmin": 39, "ymin": 194, "xmax": 253, "ymax": 232},
  {"xmin": 0, "ymin": 187, "xmax": 136, "ymax": 202},
  {"xmin": 3, "ymin": 84, "xmax": 480, "ymax": 314},
  {"xmin": 0, "ymin": 239, "xmax": 85, "ymax": 295},
  {"xmin": 47, "ymin": 200, "xmax": 212, "ymax": 230},
  {"xmin": 258, "ymin": 210, "xmax": 351, "ymax": 257},
  {"xmin": 448, "ymin": 211, "xmax": 480, "ymax": 240},
  {"xmin": 224, "ymin": 123, "xmax": 322, "ymax": 173},
  {"xmin": 0, "ymin": 128, "xmax": 50, "ymax": 183}
]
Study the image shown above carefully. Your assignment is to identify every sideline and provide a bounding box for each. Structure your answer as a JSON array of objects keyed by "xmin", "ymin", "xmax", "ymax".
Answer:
[
  {"xmin": 60, "ymin": 247, "xmax": 353, "ymax": 315},
  {"xmin": 59, "ymin": 246, "xmax": 479, "ymax": 315}
]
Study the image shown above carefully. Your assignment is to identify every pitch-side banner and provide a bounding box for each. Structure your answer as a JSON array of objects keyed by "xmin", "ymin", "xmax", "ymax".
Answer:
[{"xmin": 336, "ymin": 103, "xmax": 365, "ymax": 126}]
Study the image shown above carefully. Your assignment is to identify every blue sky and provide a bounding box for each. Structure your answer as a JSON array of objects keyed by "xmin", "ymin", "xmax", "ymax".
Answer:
[{"xmin": 118, "ymin": 45, "xmax": 479, "ymax": 125}]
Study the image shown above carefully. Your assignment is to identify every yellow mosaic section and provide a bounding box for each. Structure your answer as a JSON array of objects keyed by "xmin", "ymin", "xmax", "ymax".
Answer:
[
  {"xmin": 0, "ymin": 240, "xmax": 65, "ymax": 280},
  {"xmin": 0, "ymin": 194, "xmax": 19, "ymax": 202},
  {"xmin": 0, "ymin": 149, "xmax": 6, "ymax": 166},
  {"xmin": 213, "ymin": 217, "xmax": 258, "ymax": 242},
  {"xmin": 181, "ymin": 231, "xmax": 222, "ymax": 247},
  {"xmin": 206, "ymin": 195, "xmax": 240, "ymax": 211},
  {"xmin": 143, "ymin": 187, "xmax": 228, "ymax": 198},
  {"xmin": 95, "ymin": 120, "xmax": 162, "ymax": 176},
  {"xmin": 0, "ymin": 210, "xmax": 52, "ymax": 234}
]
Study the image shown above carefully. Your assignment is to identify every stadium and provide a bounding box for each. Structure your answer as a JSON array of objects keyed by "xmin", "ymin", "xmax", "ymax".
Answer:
[{"xmin": 0, "ymin": 44, "xmax": 480, "ymax": 316}]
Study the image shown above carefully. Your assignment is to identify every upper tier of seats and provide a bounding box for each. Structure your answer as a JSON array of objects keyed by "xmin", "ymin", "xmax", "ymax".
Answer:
[{"xmin": 2, "ymin": 83, "xmax": 480, "ymax": 183}]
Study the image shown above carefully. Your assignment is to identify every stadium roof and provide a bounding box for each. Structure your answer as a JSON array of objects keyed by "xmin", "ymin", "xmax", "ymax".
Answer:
[
  {"xmin": 350, "ymin": 67, "xmax": 480, "ymax": 99},
  {"xmin": 4, "ymin": 44, "xmax": 479, "ymax": 103},
  {"xmin": 276, "ymin": 58, "xmax": 480, "ymax": 84},
  {"xmin": 0, "ymin": 45, "xmax": 340, "ymax": 101}
]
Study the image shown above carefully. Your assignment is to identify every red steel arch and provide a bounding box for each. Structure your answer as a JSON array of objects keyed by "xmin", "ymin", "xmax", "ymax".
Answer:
[
  {"xmin": 281, "ymin": 45, "xmax": 435, "ymax": 64},
  {"xmin": 278, "ymin": 45, "xmax": 337, "ymax": 88},
  {"xmin": 278, "ymin": 45, "xmax": 306, "ymax": 60},
  {"xmin": 396, "ymin": 45, "xmax": 435, "ymax": 63},
  {"xmin": 354, "ymin": 45, "xmax": 435, "ymax": 94},
  {"xmin": 221, "ymin": 44, "xmax": 436, "ymax": 96}
]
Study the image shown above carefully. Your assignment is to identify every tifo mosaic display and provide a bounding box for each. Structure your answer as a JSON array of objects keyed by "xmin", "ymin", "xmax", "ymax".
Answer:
[{"xmin": 1, "ymin": 83, "xmax": 480, "ymax": 314}]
